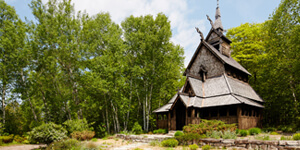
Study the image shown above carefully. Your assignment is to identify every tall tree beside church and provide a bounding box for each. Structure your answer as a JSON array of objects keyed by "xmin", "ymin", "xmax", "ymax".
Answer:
[
  {"xmin": 122, "ymin": 13, "xmax": 184, "ymax": 132},
  {"xmin": 0, "ymin": 1, "xmax": 26, "ymax": 124},
  {"xmin": 263, "ymin": 0, "xmax": 300, "ymax": 125}
]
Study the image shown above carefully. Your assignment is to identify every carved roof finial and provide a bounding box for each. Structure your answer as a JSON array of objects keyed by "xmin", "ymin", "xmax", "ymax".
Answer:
[
  {"xmin": 206, "ymin": 15, "xmax": 215, "ymax": 29},
  {"xmin": 214, "ymin": 0, "xmax": 223, "ymax": 32},
  {"xmin": 195, "ymin": 27, "xmax": 204, "ymax": 41}
]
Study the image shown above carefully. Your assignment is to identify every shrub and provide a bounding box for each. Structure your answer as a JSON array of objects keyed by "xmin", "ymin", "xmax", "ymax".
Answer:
[
  {"xmin": 153, "ymin": 129, "xmax": 167, "ymax": 134},
  {"xmin": 263, "ymin": 127, "xmax": 276, "ymax": 132},
  {"xmin": 293, "ymin": 133, "xmax": 300, "ymax": 140},
  {"xmin": 71, "ymin": 130, "xmax": 95, "ymax": 141},
  {"xmin": 239, "ymin": 130, "xmax": 248, "ymax": 137},
  {"xmin": 175, "ymin": 133, "xmax": 201, "ymax": 145},
  {"xmin": 132, "ymin": 122, "xmax": 143, "ymax": 135},
  {"xmin": 270, "ymin": 132, "xmax": 279, "ymax": 135},
  {"xmin": 28, "ymin": 122, "xmax": 67, "ymax": 144},
  {"xmin": 202, "ymin": 145, "xmax": 211, "ymax": 150},
  {"xmin": 281, "ymin": 136, "xmax": 292, "ymax": 140},
  {"xmin": 189, "ymin": 144, "xmax": 199, "ymax": 150},
  {"xmin": 63, "ymin": 119, "xmax": 92, "ymax": 135},
  {"xmin": 174, "ymin": 131, "xmax": 184, "ymax": 137},
  {"xmin": 149, "ymin": 140, "xmax": 160, "ymax": 146},
  {"xmin": 248, "ymin": 128, "xmax": 261, "ymax": 135},
  {"xmin": 91, "ymin": 138, "xmax": 97, "ymax": 142},
  {"xmin": 46, "ymin": 139, "xmax": 79, "ymax": 150},
  {"xmin": 161, "ymin": 138, "xmax": 179, "ymax": 147},
  {"xmin": 183, "ymin": 119, "xmax": 236, "ymax": 135},
  {"xmin": 13, "ymin": 135, "xmax": 26, "ymax": 143},
  {"xmin": 206, "ymin": 131, "xmax": 222, "ymax": 139},
  {"xmin": 222, "ymin": 130, "xmax": 237, "ymax": 139},
  {"xmin": 0, "ymin": 135, "xmax": 14, "ymax": 143}
]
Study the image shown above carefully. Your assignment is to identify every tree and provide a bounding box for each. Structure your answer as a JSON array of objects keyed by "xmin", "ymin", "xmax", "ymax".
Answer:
[
  {"xmin": 0, "ymin": 0, "xmax": 26, "ymax": 124},
  {"xmin": 122, "ymin": 13, "xmax": 184, "ymax": 132}
]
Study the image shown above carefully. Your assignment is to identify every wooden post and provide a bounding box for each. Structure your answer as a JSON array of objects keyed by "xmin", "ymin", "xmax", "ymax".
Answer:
[
  {"xmin": 168, "ymin": 111, "xmax": 171, "ymax": 131},
  {"xmin": 191, "ymin": 108, "xmax": 195, "ymax": 124},
  {"xmin": 237, "ymin": 106, "xmax": 242, "ymax": 129}
]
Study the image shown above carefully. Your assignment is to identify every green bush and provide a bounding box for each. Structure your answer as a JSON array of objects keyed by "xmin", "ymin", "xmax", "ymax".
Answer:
[
  {"xmin": 161, "ymin": 138, "xmax": 178, "ymax": 147},
  {"xmin": 293, "ymin": 133, "xmax": 300, "ymax": 140},
  {"xmin": 221, "ymin": 130, "xmax": 237, "ymax": 139},
  {"xmin": 149, "ymin": 140, "xmax": 160, "ymax": 146},
  {"xmin": 202, "ymin": 145, "xmax": 211, "ymax": 150},
  {"xmin": 281, "ymin": 136, "xmax": 292, "ymax": 140},
  {"xmin": 248, "ymin": 128, "xmax": 261, "ymax": 135},
  {"xmin": 175, "ymin": 133, "xmax": 201, "ymax": 145},
  {"xmin": 0, "ymin": 135, "xmax": 14, "ymax": 143},
  {"xmin": 153, "ymin": 129, "xmax": 167, "ymax": 134},
  {"xmin": 174, "ymin": 131, "xmax": 184, "ymax": 137},
  {"xmin": 91, "ymin": 138, "xmax": 97, "ymax": 142},
  {"xmin": 206, "ymin": 131, "xmax": 222, "ymax": 139},
  {"xmin": 263, "ymin": 127, "xmax": 276, "ymax": 132},
  {"xmin": 71, "ymin": 130, "xmax": 95, "ymax": 141},
  {"xmin": 28, "ymin": 122, "xmax": 67, "ymax": 144},
  {"xmin": 63, "ymin": 119, "xmax": 92, "ymax": 135},
  {"xmin": 132, "ymin": 122, "xmax": 143, "ymax": 135},
  {"xmin": 13, "ymin": 135, "xmax": 27, "ymax": 143},
  {"xmin": 239, "ymin": 130, "xmax": 248, "ymax": 137},
  {"xmin": 46, "ymin": 139, "xmax": 79, "ymax": 150},
  {"xmin": 270, "ymin": 131, "xmax": 279, "ymax": 135},
  {"xmin": 183, "ymin": 119, "xmax": 236, "ymax": 135},
  {"xmin": 189, "ymin": 144, "xmax": 199, "ymax": 150}
]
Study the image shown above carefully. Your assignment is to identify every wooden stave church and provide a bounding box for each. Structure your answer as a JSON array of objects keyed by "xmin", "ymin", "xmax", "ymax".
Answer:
[{"xmin": 153, "ymin": 2, "xmax": 264, "ymax": 130}]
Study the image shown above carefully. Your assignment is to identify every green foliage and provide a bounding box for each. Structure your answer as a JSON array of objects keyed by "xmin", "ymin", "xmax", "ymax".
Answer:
[
  {"xmin": 280, "ymin": 136, "xmax": 292, "ymax": 140},
  {"xmin": 239, "ymin": 130, "xmax": 248, "ymax": 137},
  {"xmin": 202, "ymin": 145, "xmax": 211, "ymax": 150},
  {"xmin": 149, "ymin": 140, "xmax": 160, "ymax": 146},
  {"xmin": 248, "ymin": 128, "xmax": 261, "ymax": 135},
  {"xmin": 206, "ymin": 131, "xmax": 222, "ymax": 139},
  {"xmin": 63, "ymin": 119, "xmax": 92, "ymax": 135},
  {"xmin": 46, "ymin": 139, "xmax": 79, "ymax": 150},
  {"xmin": 189, "ymin": 144, "xmax": 199, "ymax": 150},
  {"xmin": 161, "ymin": 138, "xmax": 178, "ymax": 147},
  {"xmin": 13, "ymin": 135, "xmax": 27, "ymax": 143},
  {"xmin": 132, "ymin": 122, "xmax": 143, "ymax": 135},
  {"xmin": 153, "ymin": 129, "xmax": 168, "ymax": 134},
  {"xmin": 91, "ymin": 138, "xmax": 97, "ymax": 142},
  {"xmin": 71, "ymin": 130, "xmax": 95, "ymax": 141},
  {"xmin": 175, "ymin": 133, "xmax": 201, "ymax": 145},
  {"xmin": 183, "ymin": 120, "xmax": 236, "ymax": 135},
  {"xmin": 270, "ymin": 132, "xmax": 279, "ymax": 135},
  {"xmin": 221, "ymin": 130, "xmax": 237, "ymax": 139},
  {"xmin": 293, "ymin": 133, "xmax": 300, "ymax": 140},
  {"xmin": 0, "ymin": 135, "xmax": 14, "ymax": 143},
  {"xmin": 28, "ymin": 122, "xmax": 67, "ymax": 144},
  {"xmin": 263, "ymin": 127, "xmax": 276, "ymax": 132},
  {"xmin": 255, "ymin": 135, "xmax": 270, "ymax": 141},
  {"xmin": 174, "ymin": 131, "xmax": 184, "ymax": 137}
]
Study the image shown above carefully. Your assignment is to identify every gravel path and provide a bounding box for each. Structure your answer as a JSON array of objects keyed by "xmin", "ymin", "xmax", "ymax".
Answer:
[
  {"xmin": 112, "ymin": 142, "xmax": 147, "ymax": 150},
  {"xmin": 0, "ymin": 144, "xmax": 46, "ymax": 150}
]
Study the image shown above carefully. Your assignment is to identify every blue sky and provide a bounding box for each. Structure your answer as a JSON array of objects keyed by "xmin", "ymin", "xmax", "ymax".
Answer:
[{"xmin": 7, "ymin": 0, "xmax": 281, "ymax": 66}]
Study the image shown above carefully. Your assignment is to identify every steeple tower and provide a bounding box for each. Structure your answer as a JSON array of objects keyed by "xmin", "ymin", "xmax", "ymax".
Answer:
[{"xmin": 214, "ymin": 0, "xmax": 223, "ymax": 33}]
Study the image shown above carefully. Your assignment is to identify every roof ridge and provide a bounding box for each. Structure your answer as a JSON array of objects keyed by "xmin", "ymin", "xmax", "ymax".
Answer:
[{"xmin": 223, "ymin": 74, "xmax": 233, "ymax": 93}]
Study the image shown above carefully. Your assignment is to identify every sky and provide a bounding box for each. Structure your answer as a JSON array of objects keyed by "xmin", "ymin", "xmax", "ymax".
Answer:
[{"xmin": 6, "ymin": 0, "xmax": 281, "ymax": 67}]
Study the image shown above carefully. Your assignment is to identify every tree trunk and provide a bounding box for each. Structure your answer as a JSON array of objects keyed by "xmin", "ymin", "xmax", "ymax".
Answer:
[
  {"xmin": 21, "ymin": 70, "xmax": 38, "ymax": 121},
  {"xmin": 2, "ymin": 83, "xmax": 6, "ymax": 124}
]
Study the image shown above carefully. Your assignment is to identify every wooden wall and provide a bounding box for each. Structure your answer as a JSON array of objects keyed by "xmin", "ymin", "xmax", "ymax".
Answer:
[{"xmin": 190, "ymin": 46, "xmax": 225, "ymax": 78}]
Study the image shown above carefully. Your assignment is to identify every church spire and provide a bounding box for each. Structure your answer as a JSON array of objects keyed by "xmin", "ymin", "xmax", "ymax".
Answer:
[{"xmin": 214, "ymin": 0, "xmax": 223, "ymax": 32}]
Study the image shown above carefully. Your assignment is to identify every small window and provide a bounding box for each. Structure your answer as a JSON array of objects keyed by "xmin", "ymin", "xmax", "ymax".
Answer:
[{"xmin": 159, "ymin": 114, "xmax": 163, "ymax": 120}]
